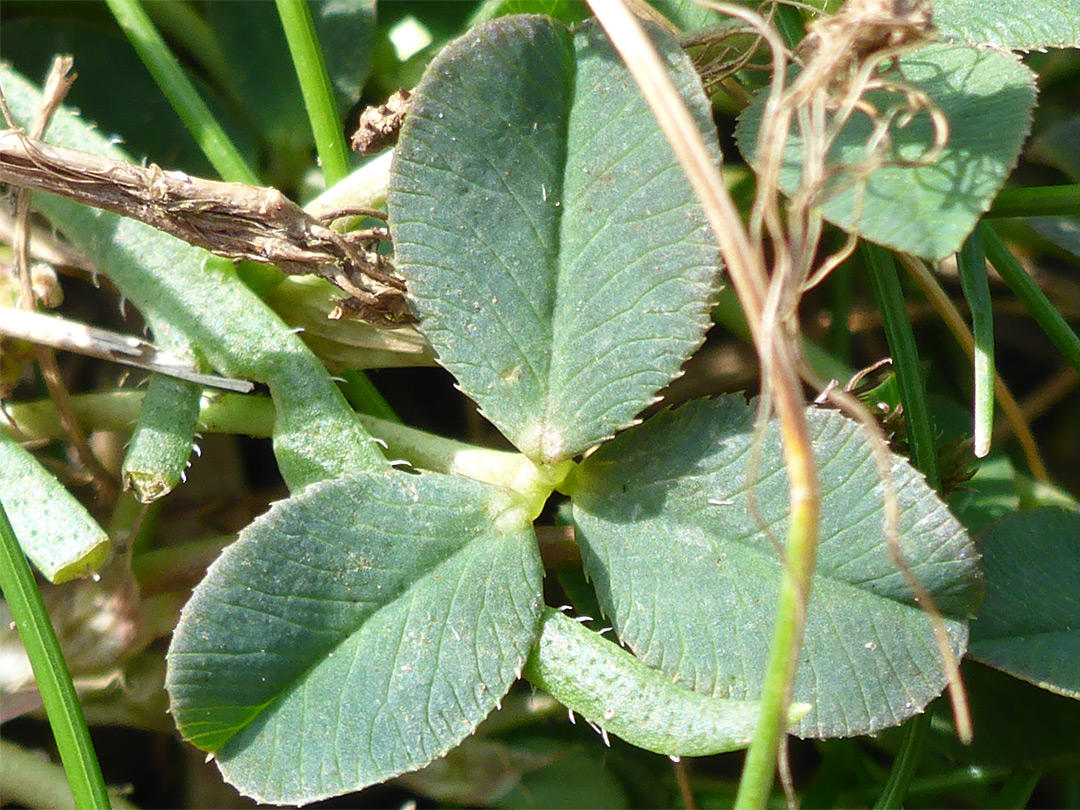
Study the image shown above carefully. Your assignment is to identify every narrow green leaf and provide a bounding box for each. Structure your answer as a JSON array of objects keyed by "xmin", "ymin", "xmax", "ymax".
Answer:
[
  {"xmin": 274, "ymin": 0, "xmax": 350, "ymax": 185},
  {"xmin": 571, "ymin": 396, "xmax": 981, "ymax": 739},
  {"xmin": 208, "ymin": 0, "xmax": 374, "ymax": 155},
  {"xmin": 947, "ymin": 454, "xmax": 1020, "ymax": 533},
  {"xmin": 389, "ymin": 16, "xmax": 722, "ymax": 465},
  {"xmin": 957, "ymin": 229, "xmax": 995, "ymax": 458},
  {"xmin": 863, "ymin": 243, "xmax": 940, "ymax": 488},
  {"xmin": 166, "ymin": 470, "xmax": 543, "ymax": 805},
  {"xmin": 992, "ymin": 770, "xmax": 1043, "ymax": 810},
  {"xmin": 648, "ymin": 0, "xmax": 725, "ymax": 31},
  {"xmin": 104, "ymin": 0, "xmax": 259, "ymax": 184},
  {"xmin": 0, "ymin": 16, "xmax": 241, "ymax": 177},
  {"xmin": 311, "ymin": 0, "xmax": 376, "ymax": 114},
  {"xmin": 987, "ymin": 186, "xmax": 1080, "ymax": 219},
  {"xmin": 0, "ymin": 739, "xmax": 137, "ymax": 810},
  {"xmin": 0, "ymin": 501, "xmax": 111, "ymax": 809},
  {"xmin": 206, "ymin": 1, "xmax": 308, "ymax": 152},
  {"xmin": 933, "ymin": 661, "xmax": 1080, "ymax": 769},
  {"xmin": 524, "ymin": 607, "xmax": 809, "ymax": 757},
  {"xmin": 736, "ymin": 44, "xmax": 1036, "ymax": 260},
  {"xmin": 968, "ymin": 507, "xmax": 1080, "ymax": 699},
  {"xmin": 872, "ymin": 713, "xmax": 932, "ymax": 810},
  {"xmin": 0, "ymin": 434, "xmax": 109, "ymax": 584},
  {"xmin": 983, "ymin": 223, "xmax": 1080, "ymax": 376},
  {"xmin": 1, "ymin": 66, "xmax": 384, "ymax": 488},
  {"xmin": 934, "ymin": 0, "xmax": 1080, "ymax": 51},
  {"xmin": 143, "ymin": 0, "xmax": 231, "ymax": 90}
]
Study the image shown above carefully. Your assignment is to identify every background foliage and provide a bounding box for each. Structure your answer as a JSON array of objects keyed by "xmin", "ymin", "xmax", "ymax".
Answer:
[{"xmin": 1, "ymin": 1, "xmax": 1079, "ymax": 808}]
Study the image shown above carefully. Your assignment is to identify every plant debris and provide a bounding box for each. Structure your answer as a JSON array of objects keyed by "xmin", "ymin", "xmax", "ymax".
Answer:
[
  {"xmin": 0, "ymin": 129, "xmax": 414, "ymax": 326},
  {"xmin": 350, "ymin": 89, "xmax": 412, "ymax": 156}
]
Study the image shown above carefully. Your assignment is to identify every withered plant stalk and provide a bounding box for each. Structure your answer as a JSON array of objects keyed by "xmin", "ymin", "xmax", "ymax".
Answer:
[{"xmin": 589, "ymin": 0, "xmax": 966, "ymax": 806}]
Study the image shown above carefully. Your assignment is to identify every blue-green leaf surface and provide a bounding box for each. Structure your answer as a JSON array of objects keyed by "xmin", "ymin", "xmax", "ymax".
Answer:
[
  {"xmin": 935, "ymin": 0, "xmax": 1080, "ymax": 51},
  {"xmin": 571, "ymin": 395, "xmax": 982, "ymax": 738},
  {"xmin": 736, "ymin": 44, "xmax": 1036, "ymax": 260},
  {"xmin": 969, "ymin": 507, "xmax": 1080, "ymax": 700},
  {"xmin": 389, "ymin": 16, "xmax": 722, "ymax": 465},
  {"xmin": 166, "ymin": 470, "xmax": 543, "ymax": 805}
]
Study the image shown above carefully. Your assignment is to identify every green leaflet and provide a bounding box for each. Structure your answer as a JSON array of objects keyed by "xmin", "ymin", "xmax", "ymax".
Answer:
[
  {"xmin": 166, "ymin": 470, "xmax": 543, "ymax": 805},
  {"xmin": 524, "ymin": 607, "xmax": 810, "ymax": 757},
  {"xmin": 389, "ymin": 15, "xmax": 722, "ymax": 465},
  {"xmin": 969, "ymin": 507, "xmax": 1080, "ymax": 700},
  {"xmin": 935, "ymin": 0, "xmax": 1080, "ymax": 51},
  {"xmin": 736, "ymin": 43, "xmax": 1036, "ymax": 261},
  {"xmin": 570, "ymin": 395, "xmax": 982, "ymax": 739}
]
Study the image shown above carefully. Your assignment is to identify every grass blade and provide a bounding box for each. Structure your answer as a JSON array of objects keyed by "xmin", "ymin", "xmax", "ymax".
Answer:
[
  {"xmin": 873, "ymin": 712, "xmax": 932, "ymax": 809},
  {"xmin": 0, "ymin": 500, "xmax": 111, "ymax": 810},
  {"xmin": 986, "ymin": 185, "xmax": 1080, "ymax": 218},
  {"xmin": 957, "ymin": 228, "xmax": 995, "ymax": 456},
  {"xmin": 104, "ymin": 0, "xmax": 259, "ymax": 184},
  {"xmin": 983, "ymin": 223, "xmax": 1080, "ymax": 375},
  {"xmin": 862, "ymin": 242, "xmax": 940, "ymax": 488},
  {"xmin": 274, "ymin": 0, "xmax": 351, "ymax": 186}
]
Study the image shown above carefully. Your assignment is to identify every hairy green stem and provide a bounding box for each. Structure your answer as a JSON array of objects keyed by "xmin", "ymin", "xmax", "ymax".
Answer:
[
  {"xmin": 2, "ymin": 390, "xmax": 560, "ymax": 498},
  {"xmin": 104, "ymin": 0, "xmax": 258, "ymax": 184},
  {"xmin": 274, "ymin": 0, "xmax": 351, "ymax": 186},
  {"xmin": 0, "ymin": 502, "xmax": 111, "ymax": 810}
]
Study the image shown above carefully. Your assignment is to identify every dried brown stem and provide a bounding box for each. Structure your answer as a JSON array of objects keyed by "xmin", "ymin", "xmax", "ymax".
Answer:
[{"xmin": 0, "ymin": 128, "xmax": 413, "ymax": 326}]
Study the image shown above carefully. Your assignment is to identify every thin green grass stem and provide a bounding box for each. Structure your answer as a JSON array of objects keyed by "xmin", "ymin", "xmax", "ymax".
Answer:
[
  {"xmin": 274, "ymin": 0, "xmax": 351, "ymax": 186},
  {"xmin": 983, "ymin": 223, "xmax": 1080, "ymax": 375},
  {"xmin": 987, "ymin": 185, "xmax": 1080, "ymax": 218},
  {"xmin": 863, "ymin": 242, "xmax": 940, "ymax": 488},
  {"xmin": 992, "ymin": 770, "xmax": 1042, "ymax": 810},
  {"xmin": 104, "ymin": 0, "xmax": 259, "ymax": 185},
  {"xmin": 957, "ymin": 229, "xmax": 995, "ymax": 457},
  {"xmin": 827, "ymin": 259, "xmax": 853, "ymax": 365},
  {"xmin": 0, "ymin": 501, "xmax": 111, "ymax": 810},
  {"xmin": 272, "ymin": 0, "xmax": 393, "ymax": 418},
  {"xmin": 864, "ymin": 243, "xmax": 945, "ymax": 807},
  {"xmin": 142, "ymin": 0, "xmax": 231, "ymax": 90},
  {"xmin": 338, "ymin": 369, "xmax": 399, "ymax": 421},
  {"xmin": 873, "ymin": 712, "xmax": 932, "ymax": 809}
]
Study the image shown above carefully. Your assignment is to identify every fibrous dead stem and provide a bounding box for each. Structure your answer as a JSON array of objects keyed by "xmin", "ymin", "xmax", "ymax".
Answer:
[{"xmin": 0, "ymin": 127, "xmax": 413, "ymax": 326}]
